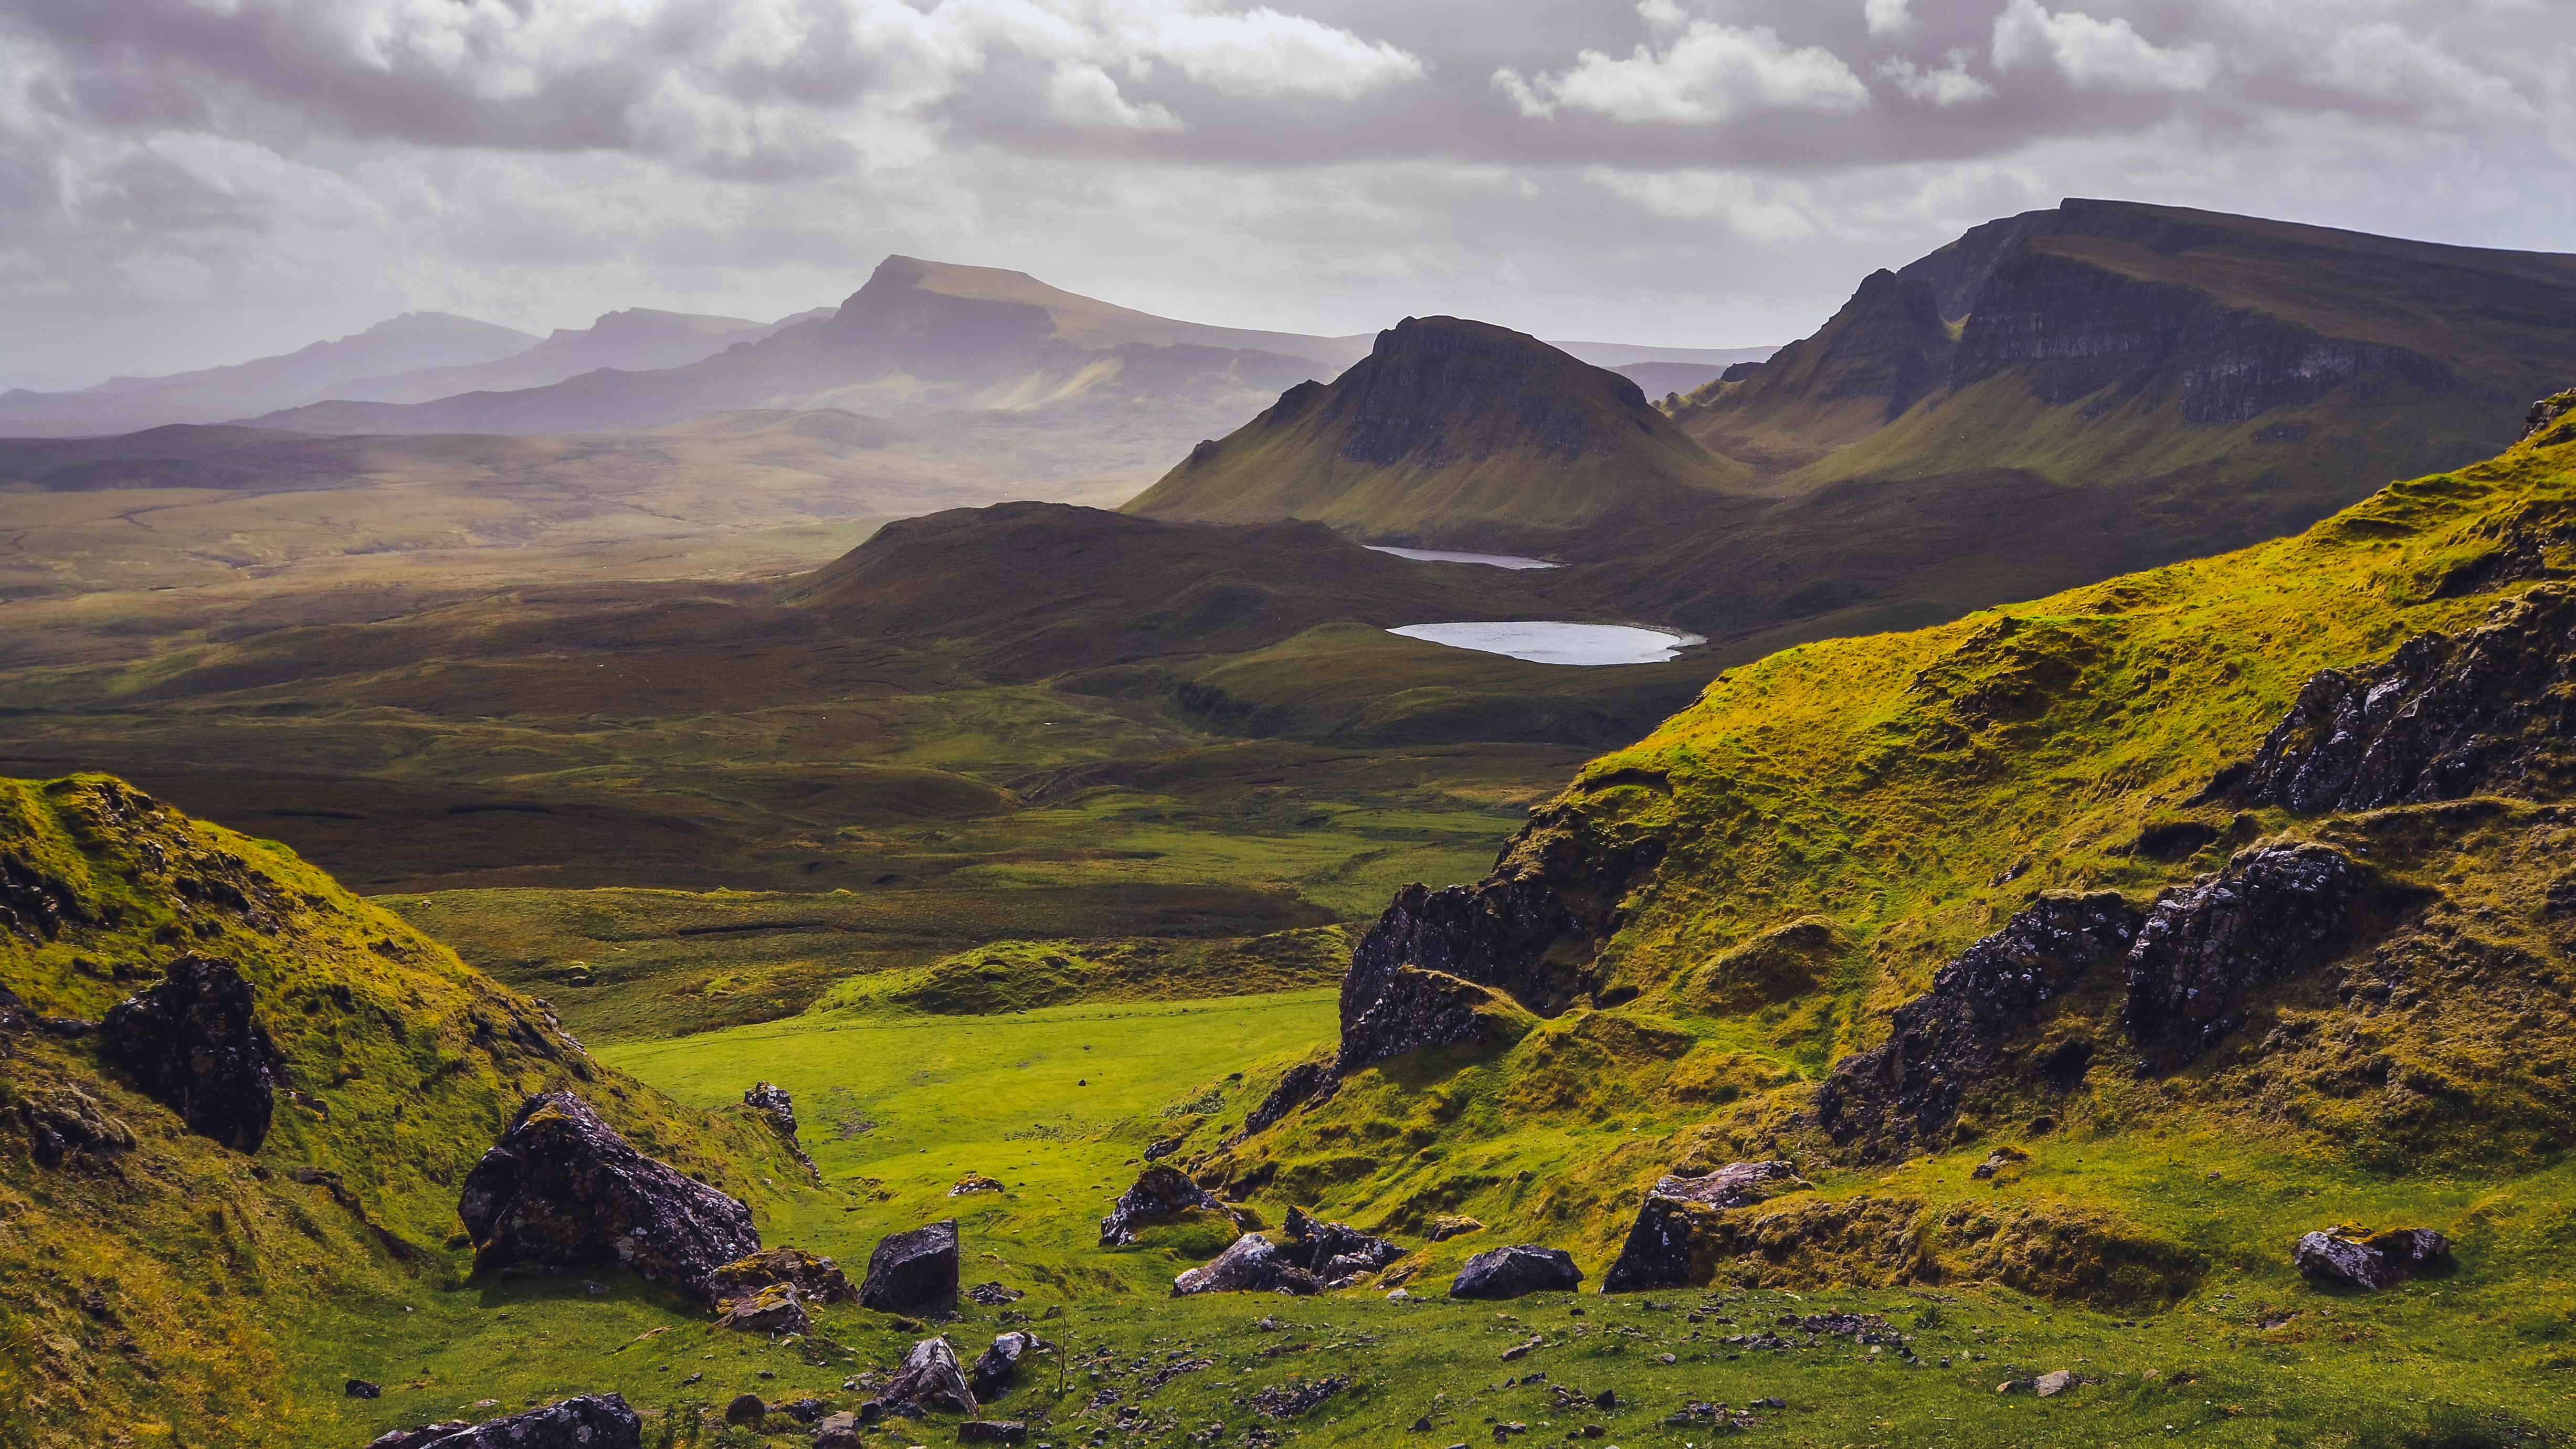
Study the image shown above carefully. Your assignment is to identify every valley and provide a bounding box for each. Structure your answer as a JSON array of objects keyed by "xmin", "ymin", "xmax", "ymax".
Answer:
[{"xmin": 4, "ymin": 199, "xmax": 2575, "ymax": 1449}]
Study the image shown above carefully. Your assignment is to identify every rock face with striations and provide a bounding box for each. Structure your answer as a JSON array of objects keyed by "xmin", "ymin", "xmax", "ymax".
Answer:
[
  {"xmin": 1815, "ymin": 894, "xmax": 2142, "ymax": 1161},
  {"xmin": 363, "ymin": 1393, "xmax": 643, "ymax": 1448},
  {"xmin": 2122, "ymin": 842, "xmax": 2363, "ymax": 1066},
  {"xmin": 860, "ymin": 1219, "xmax": 959, "ymax": 1315},
  {"xmin": 2294, "ymin": 1226, "xmax": 2452, "ymax": 1289},
  {"xmin": 1100, "ymin": 1164, "xmax": 1241, "ymax": 1247},
  {"xmin": 1451, "ymin": 1244, "xmax": 1583, "ymax": 1300},
  {"xmin": 456, "ymin": 1092, "xmax": 757, "ymax": 1298},
  {"xmin": 99, "ymin": 955, "xmax": 278, "ymax": 1153},
  {"xmin": 2233, "ymin": 584, "xmax": 2576, "ymax": 813}
]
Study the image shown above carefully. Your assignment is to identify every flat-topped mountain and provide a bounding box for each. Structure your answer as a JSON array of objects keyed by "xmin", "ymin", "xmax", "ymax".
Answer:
[
  {"xmin": 1123, "ymin": 315, "xmax": 1744, "ymax": 553},
  {"xmin": 243, "ymin": 257, "xmax": 1369, "ymax": 437}
]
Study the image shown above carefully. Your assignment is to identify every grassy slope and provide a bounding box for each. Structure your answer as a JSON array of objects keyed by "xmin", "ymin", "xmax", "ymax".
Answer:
[{"xmin": 0, "ymin": 775, "xmax": 818, "ymax": 1446}]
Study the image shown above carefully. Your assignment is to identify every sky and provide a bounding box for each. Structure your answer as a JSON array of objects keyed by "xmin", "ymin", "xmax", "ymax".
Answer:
[{"xmin": 3, "ymin": 0, "xmax": 2571, "ymax": 381}]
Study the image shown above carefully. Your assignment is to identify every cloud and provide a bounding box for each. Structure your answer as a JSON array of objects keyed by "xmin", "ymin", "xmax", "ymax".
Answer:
[
  {"xmin": 1496, "ymin": 3, "xmax": 1870, "ymax": 124},
  {"xmin": 1877, "ymin": 51, "xmax": 1997, "ymax": 107},
  {"xmin": 1863, "ymin": 0, "xmax": 1914, "ymax": 40},
  {"xmin": 1047, "ymin": 62, "xmax": 1183, "ymax": 131},
  {"xmin": 1990, "ymin": 0, "xmax": 2220, "ymax": 94}
]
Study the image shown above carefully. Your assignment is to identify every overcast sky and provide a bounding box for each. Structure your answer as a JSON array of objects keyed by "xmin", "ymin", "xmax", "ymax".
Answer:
[{"xmin": 4, "ymin": 0, "xmax": 2570, "ymax": 380}]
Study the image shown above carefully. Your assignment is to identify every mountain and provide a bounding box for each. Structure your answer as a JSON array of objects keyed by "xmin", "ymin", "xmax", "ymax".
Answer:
[
  {"xmin": 1678, "ymin": 199, "xmax": 2576, "ymax": 502},
  {"xmin": 240, "ymin": 256, "xmax": 1374, "ymax": 437},
  {"xmin": 319, "ymin": 306, "xmax": 827, "ymax": 404},
  {"xmin": 0, "ymin": 312, "xmax": 538, "ymax": 437},
  {"xmin": 1121, "ymin": 315, "xmax": 1746, "ymax": 553}
]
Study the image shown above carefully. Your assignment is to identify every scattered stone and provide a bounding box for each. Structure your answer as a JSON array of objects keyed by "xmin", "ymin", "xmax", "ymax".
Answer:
[
  {"xmin": 1170, "ymin": 1234, "xmax": 1318, "ymax": 1297},
  {"xmin": 1249, "ymin": 1375, "xmax": 1350, "ymax": 1419},
  {"xmin": 346, "ymin": 1378, "xmax": 382, "ymax": 1398},
  {"xmin": 949, "ymin": 1171, "xmax": 1007, "ymax": 1197},
  {"xmin": 724, "ymin": 1393, "xmax": 767, "ymax": 1425},
  {"xmin": 811, "ymin": 1411, "xmax": 862, "ymax": 1449},
  {"xmin": 2036, "ymin": 1370, "xmax": 2077, "ymax": 1398},
  {"xmin": 969, "ymin": 1330, "xmax": 1048, "ymax": 1399},
  {"xmin": 1429, "ymin": 1215, "xmax": 1484, "ymax": 1242},
  {"xmin": 2294, "ymin": 1225, "xmax": 2453, "ymax": 1289},
  {"xmin": 1100, "ymin": 1164, "xmax": 1243, "ymax": 1247},
  {"xmin": 880, "ymin": 1334, "xmax": 978, "ymax": 1417},
  {"xmin": 1970, "ymin": 1146, "xmax": 2030, "ymax": 1181},
  {"xmin": 1997, "ymin": 1379, "xmax": 2031, "ymax": 1394},
  {"xmin": 965, "ymin": 1281, "xmax": 1023, "ymax": 1306},
  {"xmin": 714, "ymin": 1281, "xmax": 811, "ymax": 1335},
  {"xmin": 860, "ymin": 1219, "xmax": 960, "ymax": 1316},
  {"xmin": 774, "ymin": 1398, "xmax": 826, "ymax": 1423},
  {"xmin": 1815, "ymin": 894, "xmax": 2141, "ymax": 1160},
  {"xmin": 1387, "ymin": 1288, "xmax": 1412, "ymax": 1302},
  {"xmin": 99, "ymin": 954, "xmax": 277, "ymax": 1152},
  {"xmin": 709, "ymin": 1246, "xmax": 856, "ymax": 1309},
  {"xmin": 958, "ymin": 1423, "xmax": 1028, "ymax": 1444},
  {"xmin": 1499, "ymin": 1336, "xmax": 1543, "ymax": 1361},
  {"xmin": 371, "ymin": 1395, "xmax": 643, "ymax": 1448},
  {"xmin": 457, "ymin": 1092, "xmax": 758, "ymax": 1298},
  {"xmin": 1451, "ymin": 1245, "xmax": 1582, "ymax": 1300},
  {"xmin": 1656, "ymin": 1353, "xmax": 1677, "ymax": 1365}
]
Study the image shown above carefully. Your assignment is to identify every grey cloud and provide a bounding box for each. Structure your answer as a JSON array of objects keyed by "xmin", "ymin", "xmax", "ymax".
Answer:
[{"xmin": 0, "ymin": 0, "xmax": 2568, "ymax": 378}]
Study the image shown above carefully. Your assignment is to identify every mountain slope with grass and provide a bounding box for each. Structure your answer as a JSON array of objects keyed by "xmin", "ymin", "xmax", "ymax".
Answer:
[
  {"xmin": 1150, "ymin": 396, "xmax": 2576, "ymax": 1440},
  {"xmin": 0, "ymin": 774, "xmax": 815, "ymax": 1445},
  {"xmin": 1123, "ymin": 315, "xmax": 1747, "ymax": 553}
]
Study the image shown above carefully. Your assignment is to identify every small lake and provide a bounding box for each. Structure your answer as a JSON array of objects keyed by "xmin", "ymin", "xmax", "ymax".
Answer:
[
  {"xmin": 1386, "ymin": 621, "xmax": 1705, "ymax": 665},
  {"xmin": 1365, "ymin": 546, "xmax": 1561, "ymax": 570}
]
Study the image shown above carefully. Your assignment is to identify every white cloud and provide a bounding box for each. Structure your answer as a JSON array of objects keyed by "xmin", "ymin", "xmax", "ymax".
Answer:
[
  {"xmin": 2312, "ymin": 22, "xmax": 2530, "ymax": 121},
  {"xmin": 1500, "ymin": 4, "xmax": 1870, "ymax": 124},
  {"xmin": 1878, "ymin": 50, "xmax": 1997, "ymax": 107},
  {"xmin": 1048, "ymin": 61, "xmax": 1183, "ymax": 131},
  {"xmin": 1112, "ymin": 5, "xmax": 1425, "ymax": 99},
  {"xmin": 1991, "ymin": 0, "xmax": 2220, "ymax": 94},
  {"xmin": 1863, "ymin": 0, "xmax": 1914, "ymax": 40}
]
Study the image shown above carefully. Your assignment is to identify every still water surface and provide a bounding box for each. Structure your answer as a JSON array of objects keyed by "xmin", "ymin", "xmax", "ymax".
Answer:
[
  {"xmin": 1386, "ymin": 621, "xmax": 1703, "ymax": 665},
  {"xmin": 1364, "ymin": 546, "xmax": 1561, "ymax": 570}
]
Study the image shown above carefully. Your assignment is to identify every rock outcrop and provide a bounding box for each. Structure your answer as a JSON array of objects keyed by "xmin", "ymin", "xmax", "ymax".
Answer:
[
  {"xmin": 98, "ymin": 955, "xmax": 277, "ymax": 1153},
  {"xmin": 1816, "ymin": 894, "xmax": 2142, "ymax": 1160},
  {"xmin": 1170, "ymin": 1234, "xmax": 1318, "ymax": 1297},
  {"xmin": 1272, "ymin": 1207, "xmax": 1406, "ymax": 1285},
  {"xmin": 875, "ymin": 1335, "xmax": 977, "ymax": 1418},
  {"xmin": 1450, "ymin": 1244, "xmax": 1582, "ymax": 1299},
  {"xmin": 1334, "ymin": 966, "xmax": 1539, "ymax": 1076},
  {"xmin": 968, "ymin": 1330, "xmax": 1047, "ymax": 1399},
  {"xmin": 742, "ymin": 1081, "xmax": 821, "ymax": 1184},
  {"xmin": 2233, "ymin": 584, "xmax": 2576, "ymax": 812},
  {"xmin": 708, "ymin": 1246, "xmax": 855, "ymax": 1311},
  {"xmin": 2294, "ymin": 1225, "xmax": 2452, "ymax": 1289},
  {"xmin": 1099, "ymin": 1165, "xmax": 1239, "ymax": 1247},
  {"xmin": 363, "ymin": 1394, "xmax": 642, "ymax": 1448},
  {"xmin": 456, "ymin": 1092, "xmax": 758, "ymax": 1297},
  {"xmin": 1601, "ymin": 1164, "xmax": 1811, "ymax": 1293},
  {"xmin": 713, "ymin": 1282, "xmax": 810, "ymax": 1335},
  {"xmin": 2123, "ymin": 842, "xmax": 2363, "ymax": 1065},
  {"xmin": 860, "ymin": 1219, "xmax": 959, "ymax": 1315}
]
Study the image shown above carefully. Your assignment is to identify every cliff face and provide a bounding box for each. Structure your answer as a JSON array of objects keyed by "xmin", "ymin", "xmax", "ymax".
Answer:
[{"xmin": 1954, "ymin": 248, "xmax": 2454, "ymax": 423}]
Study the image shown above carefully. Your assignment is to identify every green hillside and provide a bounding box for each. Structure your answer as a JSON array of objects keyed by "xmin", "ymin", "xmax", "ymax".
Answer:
[
  {"xmin": 0, "ymin": 775, "xmax": 817, "ymax": 1444},
  {"xmin": 1125, "ymin": 315, "xmax": 1745, "ymax": 553}
]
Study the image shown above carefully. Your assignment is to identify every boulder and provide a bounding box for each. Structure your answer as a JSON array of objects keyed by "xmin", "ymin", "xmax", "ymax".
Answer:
[
  {"xmin": 1451, "ymin": 1245, "xmax": 1582, "ymax": 1300},
  {"xmin": 714, "ymin": 1281, "xmax": 810, "ymax": 1335},
  {"xmin": 456, "ymin": 1092, "xmax": 758, "ymax": 1298},
  {"xmin": 723, "ymin": 1393, "xmax": 766, "ymax": 1425},
  {"xmin": 811, "ymin": 1412, "xmax": 862, "ymax": 1449},
  {"xmin": 742, "ymin": 1081, "xmax": 821, "ymax": 1183},
  {"xmin": 1170, "ymin": 1234, "xmax": 1320, "ymax": 1297},
  {"xmin": 968, "ymin": 1330, "xmax": 1048, "ymax": 1399},
  {"xmin": 709, "ymin": 1246, "xmax": 855, "ymax": 1309},
  {"xmin": 346, "ymin": 1379, "xmax": 382, "ymax": 1398},
  {"xmin": 367, "ymin": 1395, "xmax": 643, "ymax": 1448},
  {"xmin": 1100, "ymin": 1164, "xmax": 1237, "ymax": 1246},
  {"xmin": 2294, "ymin": 1225, "xmax": 2452, "ymax": 1289},
  {"xmin": 2123, "ymin": 842, "xmax": 2363, "ymax": 1066},
  {"xmin": 1603, "ymin": 1172, "xmax": 1808, "ymax": 1296},
  {"xmin": 1651, "ymin": 1160, "xmax": 1806, "ymax": 1209},
  {"xmin": 2035, "ymin": 1369, "xmax": 2077, "ymax": 1397},
  {"xmin": 881, "ymin": 1335, "xmax": 977, "ymax": 1417},
  {"xmin": 859, "ymin": 1219, "xmax": 959, "ymax": 1316},
  {"xmin": 1273, "ymin": 1207, "xmax": 1405, "ymax": 1285},
  {"xmin": 949, "ymin": 1171, "xmax": 1006, "ymax": 1197},
  {"xmin": 99, "ymin": 954, "xmax": 277, "ymax": 1152}
]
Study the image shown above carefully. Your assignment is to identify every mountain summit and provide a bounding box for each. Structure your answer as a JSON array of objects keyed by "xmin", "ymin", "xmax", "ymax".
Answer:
[{"xmin": 1124, "ymin": 315, "xmax": 1743, "ymax": 553}]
